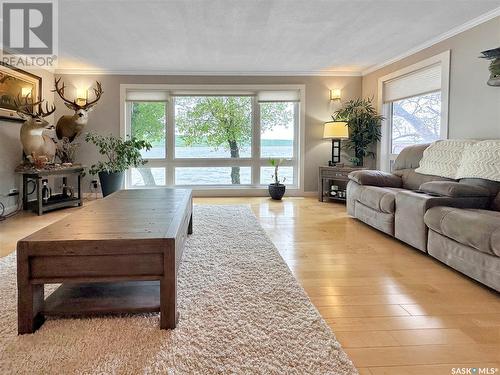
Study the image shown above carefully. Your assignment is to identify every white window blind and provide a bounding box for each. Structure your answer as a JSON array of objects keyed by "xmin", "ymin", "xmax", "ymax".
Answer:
[
  {"xmin": 383, "ymin": 64, "xmax": 441, "ymax": 103},
  {"xmin": 257, "ymin": 90, "xmax": 300, "ymax": 103},
  {"xmin": 125, "ymin": 90, "xmax": 169, "ymax": 102}
]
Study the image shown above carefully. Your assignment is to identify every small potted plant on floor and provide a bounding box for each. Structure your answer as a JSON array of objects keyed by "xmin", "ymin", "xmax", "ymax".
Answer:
[
  {"xmin": 268, "ymin": 159, "xmax": 286, "ymax": 200},
  {"xmin": 85, "ymin": 132, "xmax": 152, "ymax": 197}
]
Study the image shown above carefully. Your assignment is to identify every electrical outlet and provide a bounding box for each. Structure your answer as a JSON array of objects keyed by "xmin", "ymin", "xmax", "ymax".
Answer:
[{"xmin": 8, "ymin": 188, "xmax": 19, "ymax": 196}]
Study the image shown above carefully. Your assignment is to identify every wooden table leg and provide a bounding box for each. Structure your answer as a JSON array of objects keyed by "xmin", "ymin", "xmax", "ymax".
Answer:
[
  {"xmin": 188, "ymin": 213, "xmax": 193, "ymax": 235},
  {"xmin": 160, "ymin": 245, "xmax": 177, "ymax": 329},
  {"xmin": 17, "ymin": 248, "xmax": 45, "ymax": 334}
]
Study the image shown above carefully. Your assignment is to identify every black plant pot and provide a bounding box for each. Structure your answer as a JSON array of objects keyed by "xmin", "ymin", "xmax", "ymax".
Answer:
[
  {"xmin": 98, "ymin": 171, "xmax": 124, "ymax": 197},
  {"xmin": 268, "ymin": 183, "xmax": 286, "ymax": 200}
]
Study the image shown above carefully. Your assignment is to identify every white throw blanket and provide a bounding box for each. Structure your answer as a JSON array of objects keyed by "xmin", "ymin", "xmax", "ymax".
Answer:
[
  {"xmin": 415, "ymin": 139, "xmax": 477, "ymax": 179},
  {"xmin": 456, "ymin": 140, "xmax": 500, "ymax": 182}
]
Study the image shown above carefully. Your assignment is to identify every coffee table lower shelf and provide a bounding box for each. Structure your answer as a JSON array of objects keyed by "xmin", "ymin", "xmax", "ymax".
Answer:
[{"xmin": 43, "ymin": 281, "xmax": 161, "ymax": 316}]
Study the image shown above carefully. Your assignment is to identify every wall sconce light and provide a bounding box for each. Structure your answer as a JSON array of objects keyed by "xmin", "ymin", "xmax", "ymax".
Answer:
[
  {"xmin": 330, "ymin": 88, "xmax": 342, "ymax": 101},
  {"xmin": 75, "ymin": 87, "xmax": 88, "ymax": 106}
]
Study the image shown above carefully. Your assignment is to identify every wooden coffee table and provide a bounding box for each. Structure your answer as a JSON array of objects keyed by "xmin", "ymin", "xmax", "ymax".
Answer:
[{"xmin": 16, "ymin": 188, "xmax": 192, "ymax": 334}]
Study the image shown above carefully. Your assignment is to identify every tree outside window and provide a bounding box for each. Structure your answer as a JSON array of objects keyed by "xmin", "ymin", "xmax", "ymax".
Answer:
[{"xmin": 391, "ymin": 92, "xmax": 441, "ymax": 154}]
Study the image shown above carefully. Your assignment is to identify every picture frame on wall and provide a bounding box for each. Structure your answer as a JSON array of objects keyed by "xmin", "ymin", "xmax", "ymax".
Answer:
[{"xmin": 0, "ymin": 63, "xmax": 42, "ymax": 122}]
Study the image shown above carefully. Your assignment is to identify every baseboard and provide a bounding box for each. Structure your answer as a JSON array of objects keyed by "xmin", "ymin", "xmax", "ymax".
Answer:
[
  {"xmin": 301, "ymin": 191, "xmax": 318, "ymax": 197},
  {"xmin": 82, "ymin": 190, "xmax": 318, "ymax": 199},
  {"xmin": 83, "ymin": 192, "xmax": 102, "ymax": 200}
]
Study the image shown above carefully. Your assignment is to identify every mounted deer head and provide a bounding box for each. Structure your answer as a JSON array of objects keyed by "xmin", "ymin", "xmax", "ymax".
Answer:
[
  {"xmin": 53, "ymin": 78, "xmax": 103, "ymax": 142},
  {"xmin": 15, "ymin": 94, "xmax": 57, "ymax": 163}
]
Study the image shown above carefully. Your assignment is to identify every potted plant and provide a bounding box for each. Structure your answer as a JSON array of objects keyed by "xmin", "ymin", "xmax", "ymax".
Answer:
[
  {"xmin": 85, "ymin": 132, "xmax": 152, "ymax": 196},
  {"xmin": 268, "ymin": 159, "xmax": 286, "ymax": 200},
  {"xmin": 334, "ymin": 98, "xmax": 383, "ymax": 166}
]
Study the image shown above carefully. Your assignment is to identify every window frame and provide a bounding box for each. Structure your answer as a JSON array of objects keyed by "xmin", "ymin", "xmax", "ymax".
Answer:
[
  {"xmin": 377, "ymin": 51, "xmax": 450, "ymax": 171},
  {"xmin": 120, "ymin": 84, "xmax": 305, "ymax": 194}
]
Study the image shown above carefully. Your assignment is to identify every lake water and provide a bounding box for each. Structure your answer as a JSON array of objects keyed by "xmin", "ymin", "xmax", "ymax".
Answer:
[
  {"xmin": 140, "ymin": 145, "xmax": 293, "ymax": 159},
  {"xmin": 132, "ymin": 145, "xmax": 294, "ymax": 186}
]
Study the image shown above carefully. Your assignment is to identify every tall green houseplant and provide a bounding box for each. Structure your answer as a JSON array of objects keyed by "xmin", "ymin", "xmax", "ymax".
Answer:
[{"xmin": 335, "ymin": 98, "xmax": 383, "ymax": 166}]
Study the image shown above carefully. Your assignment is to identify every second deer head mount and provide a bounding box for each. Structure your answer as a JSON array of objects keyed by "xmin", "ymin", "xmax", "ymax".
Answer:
[{"xmin": 53, "ymin": 78, "xmax": 104, "ymax": 142}]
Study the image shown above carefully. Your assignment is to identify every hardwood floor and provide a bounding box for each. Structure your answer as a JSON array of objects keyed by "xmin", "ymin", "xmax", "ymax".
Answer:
[{"xmin": 1, "ymin": 196, "xmax": 499, "ymax": 373}]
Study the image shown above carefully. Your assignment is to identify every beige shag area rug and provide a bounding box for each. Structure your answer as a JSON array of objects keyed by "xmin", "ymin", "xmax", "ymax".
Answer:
[{"xmin": 0, "ymin": 205, "xmax": 357, "ymax": 375}]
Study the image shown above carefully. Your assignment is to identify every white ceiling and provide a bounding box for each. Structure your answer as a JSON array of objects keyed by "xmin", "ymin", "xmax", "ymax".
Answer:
[{"xmin": 57, "ymin": 0, "xmax": 500, "ymax": 75}]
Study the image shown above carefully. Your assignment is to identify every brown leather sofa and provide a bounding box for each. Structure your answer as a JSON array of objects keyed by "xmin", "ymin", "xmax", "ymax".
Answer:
[{"xmin": 346, "ymin": 143, "xmax": 500, "ymax": 291}]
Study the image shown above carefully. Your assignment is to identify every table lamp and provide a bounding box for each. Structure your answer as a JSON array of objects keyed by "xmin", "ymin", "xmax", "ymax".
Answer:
[{"xmin": 323, "ymin": 120, "xmax": 349, "ymax": 166}]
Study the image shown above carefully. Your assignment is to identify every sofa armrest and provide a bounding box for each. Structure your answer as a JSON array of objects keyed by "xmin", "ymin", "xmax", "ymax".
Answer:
[
  {"xmin": 348, "ymin": 170, "xmax": 402, "ymax": 188},
  {"xmin": 419, "ymin": 181, "xmax": 490, "ymax": 197}
]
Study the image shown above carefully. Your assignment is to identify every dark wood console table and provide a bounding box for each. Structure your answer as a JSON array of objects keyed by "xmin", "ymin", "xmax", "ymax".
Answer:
[
  {"xmin": 318, "ymin": 165, "xmax": 366, "ymax": 203},
  {"xmin": 18, "ymin": 166, "xmax": 84, "ymax": 215}
]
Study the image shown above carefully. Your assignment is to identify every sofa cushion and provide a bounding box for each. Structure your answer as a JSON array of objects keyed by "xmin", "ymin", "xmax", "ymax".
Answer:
[
  {"xmin": 424, "ymin": 207, "xmax": 500, "ymax": 257},
  {"xmin": 357, "ymin": 186, "xmax": 406, "ymax": 214},
  {"xmin": 459, "ymin": 178, "xmax": 500, "ymax": 211},
  {"xmin": 459, "ymin": 178, "xmax": 500, "ymax": 195},
  {"xmin": 348, "ymin": 170, "xmax": 402, "ymax": 188},
  {"xmin": 393, "ymin": 143, "xmax": 430, "ymax": 171},
  {"xmin": 394, "ymin": 169, "xmax": 453, "ymax": 190},
  {"xmin": 419, "ymin": 181, "xmax": 490, "ymax": 197},
  {"xmin": 415, "ymin": 140, "xmax": 477, "ymax": 179},
  {"xmin": 493, "ymin": 193, "xmax": 500, "ymax": 212}
]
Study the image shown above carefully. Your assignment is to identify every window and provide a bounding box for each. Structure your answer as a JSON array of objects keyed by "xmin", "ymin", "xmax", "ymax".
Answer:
[
  {"xmin": 378, "ymin": 51, "xmax": 450, "ymax": 171},
  {"xmin": 122, "ymin": 85, "xmax": 302, "ymax": 189},
  {"xmin": 175, "ymin": 167, "xmax": 252, "ymax": 185},
  {"xmin": 174, "ymin": 96, "xmax": 252, "ymax": 159},
  {"xmin": 260, "ymin": 102, "xmax": 295, "ymax": 158},
  {"xmin": 390, "ymin": 91, "xmax": 441, "ymax": 154},
  {"xmin": 131, "ymin": 167, "xmax": 166, "ymax": 187},
  {"xmin": 130, "ymin": 102, "xmax": 166, "ymax": 159}
]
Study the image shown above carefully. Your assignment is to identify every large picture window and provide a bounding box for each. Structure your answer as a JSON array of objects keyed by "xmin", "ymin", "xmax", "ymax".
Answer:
[
  {"xmin": 122, "ymin": 85, "xmax": 302, "ymax": 189},
  {"xmin": 378, "ymin": 51, "xmax": 450, "ymax": 171}
]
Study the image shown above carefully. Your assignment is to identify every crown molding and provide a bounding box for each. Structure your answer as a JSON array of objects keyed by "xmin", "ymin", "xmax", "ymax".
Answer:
[
  {"xmin": 362, "ymin": 6, "xmax": 500, "ymax": 76},
  {"xmin": 53, "ymin": 68, "xmax": 362, "ymax": 77}
]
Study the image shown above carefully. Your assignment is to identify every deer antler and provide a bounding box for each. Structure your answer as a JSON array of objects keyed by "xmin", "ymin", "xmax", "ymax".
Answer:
[
  {"xmin": 82, "ymin": 81, "xmax": 103, "ymax": 109},
  {"xmin": 37, "ymin": 101, "xmax": 56, "ymax": 118},
  {"xmin": 14, "ymin": 94, "xmax": 44, "ymax": 118},
  {"xmin": 53, "ymin": 77, "xmax": 79, "ymax": 109},
  {"xmin": 14, "ymin": 94, "xmax": 55, "ymax": 118},
  {"xmin": 53, "ymin": 78, "xmax": 103, "ymax": 110}
]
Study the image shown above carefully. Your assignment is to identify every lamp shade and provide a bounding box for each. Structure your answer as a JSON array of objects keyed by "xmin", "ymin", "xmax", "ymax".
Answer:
[{"xmin": 323, "ymin": 121, "xmax": 349, "ymax": 139}]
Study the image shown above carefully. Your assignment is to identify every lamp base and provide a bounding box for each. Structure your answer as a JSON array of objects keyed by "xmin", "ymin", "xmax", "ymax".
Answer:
[
  {"xmin": 328, "ymin": 161, "xmax": 344, "ymax": 167},
  {"xmin": 330, "ymin": 138, "xmax": 342, "ymax": 166}
]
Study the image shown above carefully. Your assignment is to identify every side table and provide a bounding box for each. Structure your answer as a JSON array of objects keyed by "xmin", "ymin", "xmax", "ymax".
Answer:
[
  {"xmin": 318, "ymin": 165, "xmax": 367, "ymax": 203},
  {"xmin": 18, "ymin": 166, "xmax": 85, "ymax": 215}
]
